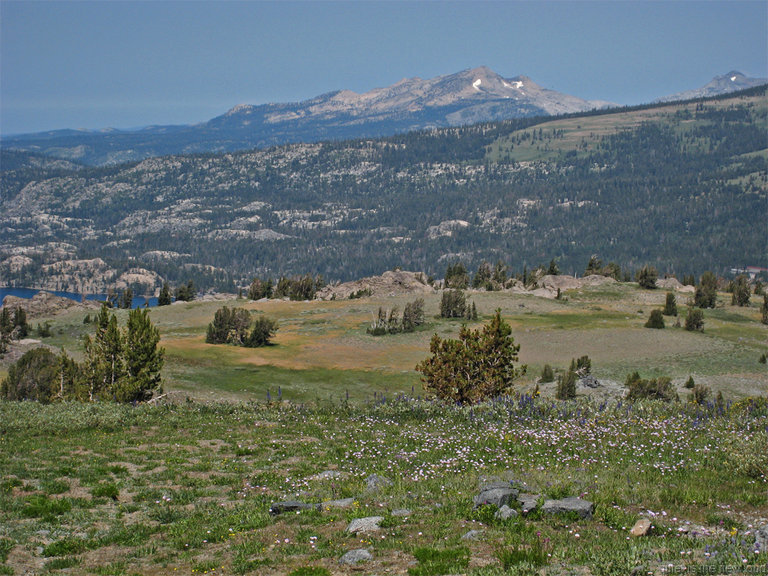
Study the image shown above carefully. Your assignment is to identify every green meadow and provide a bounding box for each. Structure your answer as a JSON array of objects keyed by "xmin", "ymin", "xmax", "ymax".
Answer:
[{"xmin": 0, "ymin": 282, "xmax": 766, "ymax": 575}]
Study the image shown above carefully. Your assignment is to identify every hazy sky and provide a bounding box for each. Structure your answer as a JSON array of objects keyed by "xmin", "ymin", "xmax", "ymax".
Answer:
[{"xmin": 1, "ymin": 0, "xmax": 766, "ymax": 135}]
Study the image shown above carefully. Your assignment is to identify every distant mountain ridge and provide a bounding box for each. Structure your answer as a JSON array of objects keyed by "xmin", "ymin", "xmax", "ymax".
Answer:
[
  {"xmin": 656, "ymin": 70, "xmax": 767, "ymax": 102},
  {"xmin": 2, "ymin": 67, "xmax": 764, "ymax": 166},
  {"xmin": 1, "ymin": 66, "xmax": 612, "ymax": 165}
]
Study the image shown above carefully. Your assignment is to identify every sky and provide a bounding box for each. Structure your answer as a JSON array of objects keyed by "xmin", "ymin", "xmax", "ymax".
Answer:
[{"xmin": 1, "ymin": 0, "xmax": 766, "ymax": 136}]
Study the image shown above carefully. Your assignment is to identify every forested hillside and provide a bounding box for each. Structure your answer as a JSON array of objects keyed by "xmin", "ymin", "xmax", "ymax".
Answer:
[{"xmin": 1, "ymin": 87, "xmax": 766, "ymax": 293}]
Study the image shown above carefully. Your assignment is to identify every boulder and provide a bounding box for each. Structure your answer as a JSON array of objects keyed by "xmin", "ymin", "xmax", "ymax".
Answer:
[
  {"xmin": 461, "ymin": 529, "xmax": 484, "ymax": 541},
  {"xmin": 365, "ymin": 474, "xmax": 392, "ymax": 492},
  {"xmin": 474, "ymin": 481, "xmax": 519, "ymax": 509},
  {"xmin": 753, "ymin": 525, "xmax": 768, "ymax": 552},
  {"xmin": 269, "ymin": 500, "xmax": 320, "ymax": 515},
  {"xmin": 324, "ymin": 498, "xmax": 355, "ymax": 509},
  {"xmin": 630, "ymin": 518, "xmax": 653, "ymax": 537},
  {"xmin": 579, "ymin": 374, "xmax": 601, "ymax": 388},
  {"xmin": 495, "ymin": 505, "xmax": 518, "ymax": 520},
  {"xmin": 541, "ymin": 497, "xmax": 594, "ymax": 519},
  {"xmin": 517, "ymin": 493, "xmax": 540, "ymax": 515},
  {"xmin": 339, "ymin": 549, "xmax": 373, "ymax": 565},
  {"xmin": 347, "ymin": 516, "xmax": 384, "ymax": 535}
]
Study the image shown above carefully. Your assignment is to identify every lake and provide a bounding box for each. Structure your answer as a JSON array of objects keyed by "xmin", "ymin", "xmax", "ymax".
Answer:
[{"xmin": 0, "ymin": 287, "xmax": 159, "ymax": 309}]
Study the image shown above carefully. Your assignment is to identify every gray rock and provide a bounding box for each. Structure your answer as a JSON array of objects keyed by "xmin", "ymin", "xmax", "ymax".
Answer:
[
  {"xmin": 541, "ymin": 497, "xmax": 594, "ymax": 519},
  {"xmin": 461, "ymin": 529, "xmax": 484, "ymax": 541},
  {"xmin": 495, "ymin": 505, "xmax": 518, "ymax": 520},
  {"xmin": 474, "ymin": 482, "xmax": 519, "ymax": 509},
  {"xmin": 755, "ymin": 525, "xmax": 768, "ymax": 552},
  {"xmin": 366, "ymin": 474, "xmax": 392, "ymax": 491},
  {"xmin": 517, "ymin": 493, "xmax": 540, "ymax": 515},
  {"xmin": 347, "ymin": 516, "xmax": 384, "ymax": 534},
  {"xmin": 579, "ymin": 374, "xmax": 601, "ymax": 388},
  {"xmin": 269, "ymin": 500, "xmax": 320, "ymax": 515},
  {"xmin": 391, "ymin": 508, "xmax": 411, "ymax": 517},
  {"xmin": 339, "ymin": 549, "xmax": 373, "ymax": 565},
  {"xmin": 324, "ymin": 497, "xmax": 356, "ymax": 509}
]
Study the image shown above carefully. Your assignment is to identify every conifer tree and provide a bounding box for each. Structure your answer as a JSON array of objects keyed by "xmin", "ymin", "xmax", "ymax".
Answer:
[
  {"xmin": 663, "ymin": 292, "xmax": 678, "ymax": 316},
  {"xmin": 158, "ymin": 282, "xmax": 172, "ymax": 306},
  {"xmin": 120, "ymin": 308, "xmax": 165, "ymax": 402}
]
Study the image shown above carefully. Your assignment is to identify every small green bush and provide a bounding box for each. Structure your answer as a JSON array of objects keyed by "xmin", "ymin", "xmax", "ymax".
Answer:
[
  {"xmin": 21, "ymin": 494, "xmax": 72, "ymax": 520},
  {"xmin": 625, "ymin": 372, "xmax": 678, "ymax": 402},
  {"xmin": 42, "ymin": 537, "xmax": 90, "ymax": 557},
  {"xmin": 91, "ymin": 483, "xmax": 120, "ymax": 500},
  {"xmin": 644, "ymin": 309, "xmax": 665, "ymax": 329},
  {"xmin": 689, "ymin": 384, "xmax": 711, "ymax": 405},
  {"xmin": 555, "ymin": 369, "xmax": 577, "ymax": 400},
  {"xmin": 539, "ymin": 364, "xmax": 555, "ymax": 383},
  {"xmin": 685, "ymin": 308, "xmax": 704, "ymax": 331}
]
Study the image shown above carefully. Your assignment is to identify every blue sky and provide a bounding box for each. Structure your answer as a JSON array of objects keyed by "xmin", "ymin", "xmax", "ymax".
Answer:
[{"xmin": 1, "ymin": 0, "xmax": 766, "ymax": 135}]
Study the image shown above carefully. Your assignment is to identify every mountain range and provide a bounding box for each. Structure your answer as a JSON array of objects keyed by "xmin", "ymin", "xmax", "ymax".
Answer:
[
  {"xmin": 2, "ymin": 85, "xmax": 765, "ymax": 292},
  {"xmin": 3, "ymin": 67, "xmax": 764, "ymax": 166}
]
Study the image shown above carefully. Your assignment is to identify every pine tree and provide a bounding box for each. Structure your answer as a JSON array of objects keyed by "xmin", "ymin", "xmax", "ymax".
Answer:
[
  {"xmin": 416, "ymin": 310, "xmax": 524, "ymax": 404},
  {"xmin": 245, "ymin": 316, "xmax": 279, "ymax": 347},
  {"xmin": 761, "ymin": 294, "xmax": 768, "ymax": 325},
  {"xmin": 556, "ymin": 369, "xmax": 577, "ymax": 400},
  {"xmin": 645, "ymin": 309, "xmax": 665, "ymax": 329},
  {"xmin": 730, "ymin": 275, "xmax": 750, "ymax": 307},
  {"xmin": 663, "ymin": 292, "xmax": 677, "ymax": 316},
  {"xmin": 685, "ymin": 307, "xmax": 705, "ymax": 332},
  {"xmin": 120, "ymin": 308, "xmax": 165, "ymax": 402},
  {"xmin": 636, "ymin": 265, "xmax": 658, "ymax": 289},
  {"xmin": 158, "ymin": 282, "xmax": 172, "ymax": 306},
  {"xmin": 83, "ymin": 306, "xmax": 124, "ymax": 401},
  {"xmin": 694, "ymin": 272, "xmax": 718, "ymax": 308}
]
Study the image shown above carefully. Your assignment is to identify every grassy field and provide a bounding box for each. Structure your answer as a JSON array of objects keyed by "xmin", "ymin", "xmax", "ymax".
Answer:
[
  {"xmin": 0, "ymin": 397, "xmax": 766, "ymax": 575},
  {"xmin": 0, "ymin": 282, "xmax": 766, "ymax": 574},
  {"xmin": 2, "ymin": 282, "xmax": 766, "ymax": 402}
]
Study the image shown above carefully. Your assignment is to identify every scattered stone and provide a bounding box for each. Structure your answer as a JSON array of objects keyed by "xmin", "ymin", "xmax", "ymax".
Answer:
[
  {"xmin": 579, "ymin": 374, "xmax": 601, "ymax": 388},
  {"xmin": 324, "ymin": 498, "xmax": 356, "ymax": 509},
  {"xmin": 339, "ymin": 549, "xmax": 373, "ymax": 565},
  {"xmin": 365, "ymin": 474, "xmax": 392, "ymax": 492},
  {"xmin": 678, "ymin": 524, "xmax": 711, "ymax": 539},
  {"xmin": 517, "ymin": 493, "xmax": 540, "ymax": 515},
  {"xmin": 347, "ymin": 516, "xmax": 384, "ymax": 535},
  {"xmin": 630, "ymin": 518, "xmax": 653, "ymax": 537},
  {"xmin": 461, "ymin": 529, "xmax": 484, "ymax": 541},
  {"xmin": 474, "ymin": 481, "xmax": 519, "ymax": 509},
  {"xmin": 495, "ymin": 505, "xmax": 518, "ymax": 520},
  {"xmin": 754, "ymin": 525, "xmax": 768, "ymax": 552},
  {"xmin": 391, "ymin": 508, "xmax": 411, "ymax": 517},
  {"xmin": 541, "ymin": 497, "xmax": 594, "ymax": 519},
  {"xmin": 269, "ymin": 500, "xmax": 320, "ymax": 515}
]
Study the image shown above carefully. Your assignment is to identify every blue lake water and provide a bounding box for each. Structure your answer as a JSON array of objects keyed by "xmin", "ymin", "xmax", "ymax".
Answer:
[{"xmin": 0, "ymin": 287, "xmax": 158, "ymax": 309}]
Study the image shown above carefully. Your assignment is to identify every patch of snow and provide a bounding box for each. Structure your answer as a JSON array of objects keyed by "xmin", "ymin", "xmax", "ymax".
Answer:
[
  {"xmin": 730, "ymin": 76, "xmax": 737, "ymax": 82},
  {"xmin": 503, "ymin": 80, "xmax": 524, "ymax": 89},
  {"xmin": 473, "ymin": 79, "xmax": 482, "ymax": 91}
]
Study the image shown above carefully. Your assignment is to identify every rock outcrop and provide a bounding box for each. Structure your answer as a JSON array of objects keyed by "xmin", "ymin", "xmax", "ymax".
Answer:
[{"xmin": 2, "ymin": 292, "xmax": 100, "ymax": 319}]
